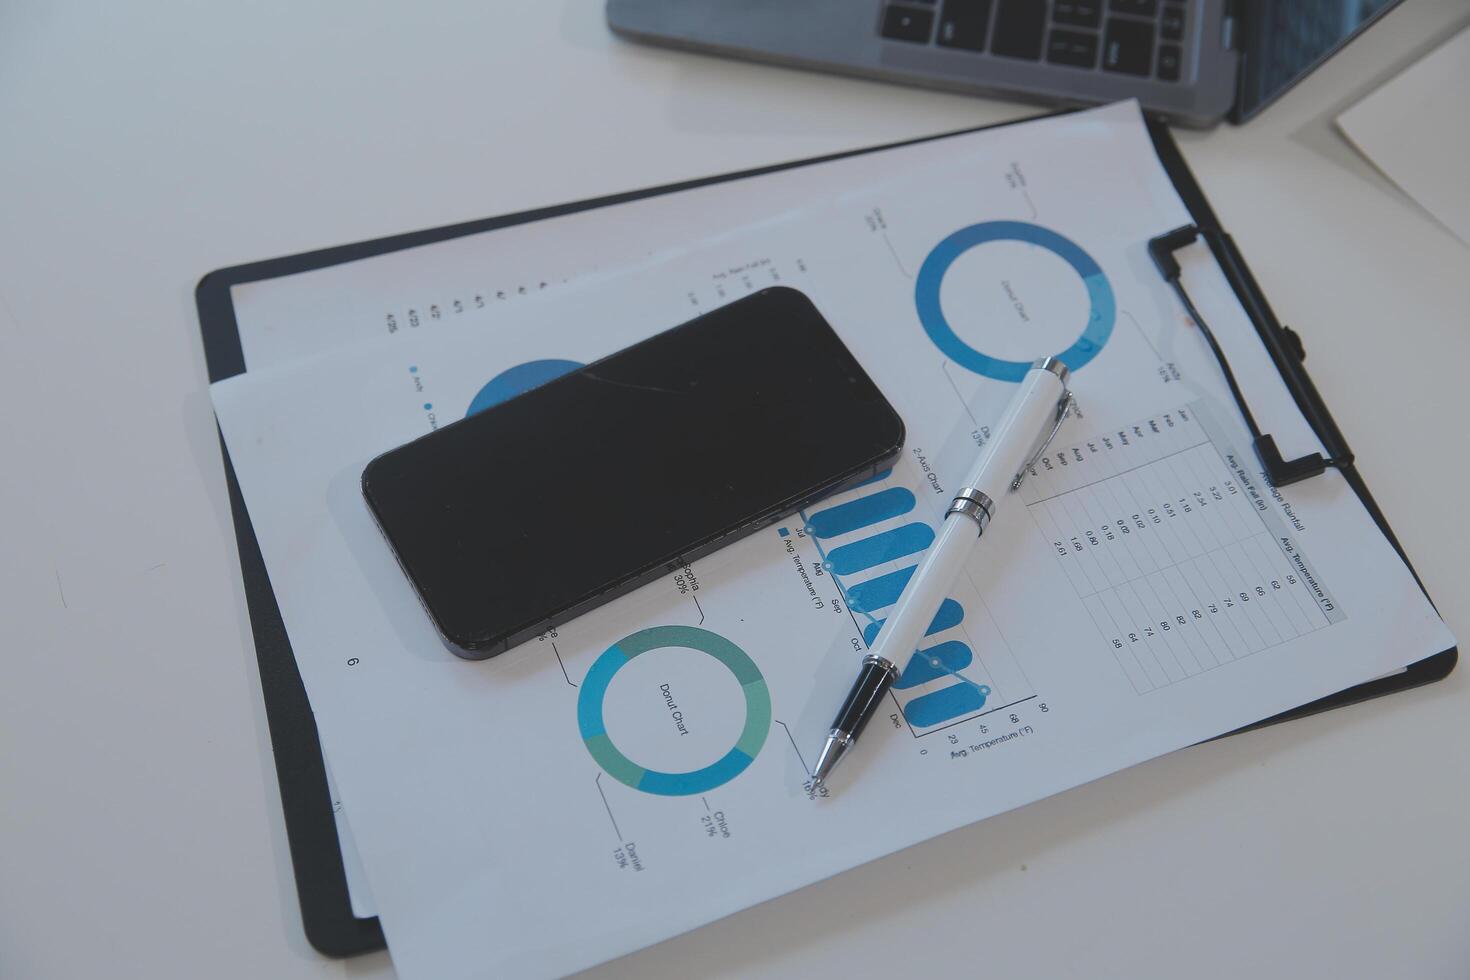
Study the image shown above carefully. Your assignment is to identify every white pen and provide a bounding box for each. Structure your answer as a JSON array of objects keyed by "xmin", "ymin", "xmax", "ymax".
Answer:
[{"xmin": 810, "ymin": 356, "xmax": 1074, "ymax": 791}]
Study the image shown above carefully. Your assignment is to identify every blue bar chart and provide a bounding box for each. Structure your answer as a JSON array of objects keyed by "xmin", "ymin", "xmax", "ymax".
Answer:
[{"xmin": 800, "ymin": 474, "xmax": 1036, "ymax": 734}]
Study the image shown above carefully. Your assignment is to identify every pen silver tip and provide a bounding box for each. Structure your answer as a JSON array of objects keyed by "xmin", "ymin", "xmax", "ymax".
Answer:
[{"xmin": 810, "ymin": 730, "xmax": 851, "ymax": 792}]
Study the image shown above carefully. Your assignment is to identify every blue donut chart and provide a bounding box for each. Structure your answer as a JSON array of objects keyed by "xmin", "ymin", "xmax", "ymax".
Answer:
[
  {"xmin": 466, "ymin": 358, "xmax": 583, "ymax": 417},
  {"xmin": 577, "ymin": 626, "xmax": 771, "ymax": 797},
  {"xmin": 914, "ymin": 220, "xmax": 1115, "ymax": 382}
]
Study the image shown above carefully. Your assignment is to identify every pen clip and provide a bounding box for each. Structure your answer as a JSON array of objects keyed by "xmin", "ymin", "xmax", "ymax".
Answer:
[{"xmin": 1011, "ymin": 391, "xmax": 1075, "ymax": 491}]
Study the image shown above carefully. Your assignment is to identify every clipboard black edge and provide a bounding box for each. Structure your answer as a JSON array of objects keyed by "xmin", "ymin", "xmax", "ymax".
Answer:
[{"xmin": 195, "ymin": 108, "xmax": 1454, "ymax": 959}]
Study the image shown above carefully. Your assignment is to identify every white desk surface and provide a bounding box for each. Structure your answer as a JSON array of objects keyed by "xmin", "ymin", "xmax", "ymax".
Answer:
[{"xmin": 3, "ymin": 2, "xmax": 1468, "ymax": 977}]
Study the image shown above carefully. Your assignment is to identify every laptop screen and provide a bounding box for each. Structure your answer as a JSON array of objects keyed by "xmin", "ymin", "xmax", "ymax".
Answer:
[{"xmin": 1236, "ymin": 0, "xmax": 1406, "ymax": 121}]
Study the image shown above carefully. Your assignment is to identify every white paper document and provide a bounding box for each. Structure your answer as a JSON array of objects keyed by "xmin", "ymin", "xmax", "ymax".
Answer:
[
  {"xmin": 1338, "ymin": 25, "xmax": 1470, "ymax": 249},
  {"xmin": 228, "ymin": 103, "xmax": 1192, "ymax": 373},
  {"xmin": 211, "ymin": 105, "xmax": 1451, "ymax": 978}
]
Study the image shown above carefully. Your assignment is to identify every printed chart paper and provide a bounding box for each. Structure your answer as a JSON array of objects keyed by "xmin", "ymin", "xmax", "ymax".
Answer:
[
  {"xmin": 236, "ymin": 99, "xmax": 1210, "ymax": 923},
  {"xmin": 211, "ymin": 105, "xmax": 1452, "ymax": 978}
]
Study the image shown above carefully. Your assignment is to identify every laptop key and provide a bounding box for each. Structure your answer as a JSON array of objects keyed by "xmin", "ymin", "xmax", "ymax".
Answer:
[
  {"xmin": 1102, "ymin": 17, "xmax": 1153, "ymax": 75},
  {"xmin": 881, "ymin": 4, "xmax": 935, "ymax": 43},
  {"xmin": 1157, "ymin": 44, "xmax": 1182, "ymax": 80},
  {"xmin": 1053, "ymin": 0, "xmax": 1102, "ymax": 29},
  {"xmin": 1108, "ymin": 0, "xmax": 1158, "ymax": 14},
  {"xmin": 1046, "ymin": 30, "xmax": 1099, "ymax": 68},
  {"xmin": 937, "ymin": 0, "xmax": 993, "ymax": 52},
  {"xmin": 1161, "ymin": 5, "xmax": 1185, "ymax": 40},
  {"xmin": 991, "ymin": 0, "xmax": 1045, "ymax": 60}
]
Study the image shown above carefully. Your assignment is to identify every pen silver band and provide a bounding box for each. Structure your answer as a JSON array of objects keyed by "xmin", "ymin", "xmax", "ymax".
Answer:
[
  {"xmin": 1032, "ymin": 355, "xmax": 1070, "ymax": 385},
  {"xmin": 824, "ymin": 728, "xmax": 856, "ymax": 747},
  {"xmin": 946, "ymin": 487, "xmax": 995, "ymax": 533},
  {"xmin": 863, "ymin": 653, "xmax": 900, "ymax": 675}
]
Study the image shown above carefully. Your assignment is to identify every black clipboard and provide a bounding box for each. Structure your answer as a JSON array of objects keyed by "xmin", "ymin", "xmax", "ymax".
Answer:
[{"xmin": 196, "ymin": 113, "xmax": 1456, "ymax": 958}]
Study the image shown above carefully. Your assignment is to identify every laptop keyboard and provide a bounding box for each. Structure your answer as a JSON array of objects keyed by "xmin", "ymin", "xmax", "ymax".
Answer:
[{"xmin": 880, "ymin": 0, "xmax": 1188, "ymax": 82}]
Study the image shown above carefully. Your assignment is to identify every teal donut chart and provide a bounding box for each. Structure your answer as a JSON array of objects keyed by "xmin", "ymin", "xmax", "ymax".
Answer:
[
  {"xmin": 577, "ymin": 626, "xmax": 771, "ymax": 796},
  {"xmin": 914, "ymin": 220, "xmax": 1115, "ymax": 382}
]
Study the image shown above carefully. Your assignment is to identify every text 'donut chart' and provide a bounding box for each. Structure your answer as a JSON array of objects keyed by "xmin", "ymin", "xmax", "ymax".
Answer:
[{"xmin": 1017, "ymin": 404, "xmax": 1344, "ymax": 694}]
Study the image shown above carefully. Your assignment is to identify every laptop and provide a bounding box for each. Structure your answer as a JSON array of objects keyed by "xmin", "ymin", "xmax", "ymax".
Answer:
[{"xmin": 606, "ymin": 0, "xmax": 1405, "ymax": 127}]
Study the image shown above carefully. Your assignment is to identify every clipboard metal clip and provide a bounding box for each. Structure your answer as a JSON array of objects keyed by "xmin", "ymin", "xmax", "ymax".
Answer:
[{"xmin": 1148, "ymin": 224, "xmax": 1352, "ymax": 488}]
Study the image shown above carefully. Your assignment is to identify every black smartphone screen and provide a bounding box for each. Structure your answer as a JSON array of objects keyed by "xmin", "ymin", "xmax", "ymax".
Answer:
[{"xmin": 362, "ymin": 287, "xmax": 905, "ymax": 658}]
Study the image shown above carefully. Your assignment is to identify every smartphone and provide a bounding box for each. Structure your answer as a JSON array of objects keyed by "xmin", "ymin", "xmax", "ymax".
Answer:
[{"xmin": 362, "ymin": 286, "xmax": 905, "ymax": 659}]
